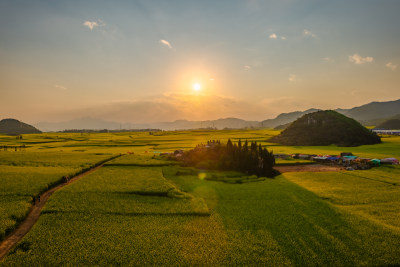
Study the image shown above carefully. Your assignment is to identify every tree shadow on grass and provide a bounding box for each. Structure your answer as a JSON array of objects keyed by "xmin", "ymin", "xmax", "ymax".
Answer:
[{"xmin": 207, "ymin": 175, "xmax": 400, "ymax": 266}]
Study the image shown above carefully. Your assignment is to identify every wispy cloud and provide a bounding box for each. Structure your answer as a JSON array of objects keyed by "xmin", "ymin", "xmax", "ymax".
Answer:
[
  {"xmin": 303, "ymin": 29, "xmax": 318, "ymax": 39},
  {"xmin": 97, "ymin": 19, "xmax": 106, "ymax": 27},
  {"xmin": 348, "ymin": 54, "xmax": 374, "ymax": 64},
  {"xmin": 281, "ymin": 36, "xmax": 286, "ymax": 40},
  {"xmin": 83, "ymin": 21, "xmax": 99, "ymax": 30},
  {"xmin": 243, "ymin": 60, "xmax": 264, "ymax": 71},
  {"xmin": 322, "ymin": 57, "xmax": 334, "ymax": 62},
  {"xmin": 289, "ymin": 74, "xmax": 297, "ymax": 82},
  {"xmin": 386, "ymin": 62, "xmax": 397, "ymax": 71},
  {"xmin": 55, "ymin": 84, "xmax": 67, "ymax": 90},
  {"xmin": 160, "ymin": 39, "xmax": 172, "ymax": 49}
]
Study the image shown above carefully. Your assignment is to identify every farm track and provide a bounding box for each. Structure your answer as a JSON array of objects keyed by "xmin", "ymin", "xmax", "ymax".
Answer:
[
  {"xmin": 275, "ymin": 164, "xmax": 343, "ymax": 173},
  {"xmin": 276, "ymin": 164, "xmax": 399, "ymax": 185},
  {"xmin": 340, "ymin": 171, "xmax": 399, "ymax": 186},
  {"xmin": 0, "ymin": 162, "xmax": 111, "ymax": 261}
]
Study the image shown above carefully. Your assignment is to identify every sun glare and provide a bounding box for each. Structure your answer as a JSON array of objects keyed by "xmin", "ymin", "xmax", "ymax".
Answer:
[{"xmin": 193, "ymin": 83, "xmax": 201, "ymax": 92}]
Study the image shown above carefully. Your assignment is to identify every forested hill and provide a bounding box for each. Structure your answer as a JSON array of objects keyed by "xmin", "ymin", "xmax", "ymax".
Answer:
[
  {"xmin": 269, "ymin": 110, "xmax": 381, "ymax": 147},
  {"xmin": 0, "ymin": 118, "xmax": 42, "ymax": 135}
]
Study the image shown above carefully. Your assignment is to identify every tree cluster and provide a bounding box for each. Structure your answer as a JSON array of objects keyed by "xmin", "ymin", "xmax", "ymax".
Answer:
[{"xmin": 180, "ymin": 139, "xmax": 279, "ymax": 178}]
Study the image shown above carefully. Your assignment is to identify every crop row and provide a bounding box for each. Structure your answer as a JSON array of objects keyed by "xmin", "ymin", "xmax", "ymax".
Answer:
[{"xmin": 2, "ymin": 164, "xmax": 400, "ymax": 265}]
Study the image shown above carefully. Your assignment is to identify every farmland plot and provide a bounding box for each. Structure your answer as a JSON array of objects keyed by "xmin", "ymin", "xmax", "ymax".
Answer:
[
  {"xmin": 1, "ymin": 165, "xmax": 214, "ymax": 266},
  {"xmin": 43, "ymin": 166, "xmax": 209, "ymax": 215},
  {"xmin": 1, "ymin": 131, "xmax": 400, "ymax": 265},
  {"xmin": 104, "ymin": 154, "xmax": 177, "ymax": 167},
  {"xmin": 2, "ymin": 164, "xmax": 400, "ymax": 265},
  {"xmin": 166, "ymin": 166, "xmax": 400, "ymax": 266},
  {"xmin": 0, "ymin": 152, "xmax": 114, "ymax": 241},
  {"xmin": 284, "ymin": 166, "xmax": 400, "ymax": 230}
]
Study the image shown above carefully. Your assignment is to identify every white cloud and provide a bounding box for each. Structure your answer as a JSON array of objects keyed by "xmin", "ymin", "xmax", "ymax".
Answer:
[
  {"xmin": 160, "ymin": 39, "xmax": 172, "ymax": 49},
  {"xmin": 303, "ymin": 29, "xmax": 318, "ymax": 39},
  {"xmin": 82, "ymin": 19, "xmax": 116, "ymax": 36},
  {"xmin": 83, "ymin": 21, "xmax": 99, "ymax": 30},
  {"xmin": 289, "ymin": 74, "xmax": 297, "ymax": 82},
  {"xmin": 55, "ymin": 84, "xmax": 67, "ymax": 90},
  {"xmin": 348, "ymin": 54, "xmax": 374, "ymax": 64},
  {"xmin": 269, "ymin": 33, "xmax": 286, "ymax": 40},
  {"xmin": 244, "ymin": 65, "xmax": 251, "ymax": 71},
  {"xmin": 386, "ymin": 62, "xmax": 397, "ymax": 71},
  {"xmin": 322, "ymin": 57, "xmax": 334, "ymax": 62}
]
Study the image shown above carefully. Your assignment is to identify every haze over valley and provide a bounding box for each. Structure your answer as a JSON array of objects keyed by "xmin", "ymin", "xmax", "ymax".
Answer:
[{"xmin": 33, "ymin": 99, "xmax": 400, "ymax": 131}]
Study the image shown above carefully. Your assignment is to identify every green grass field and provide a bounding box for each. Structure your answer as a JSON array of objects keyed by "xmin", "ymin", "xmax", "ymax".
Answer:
[
  {"xmin": 283, "ymin": 166, "xmax": 400, "ymax": 230},
  {"xmin": 104, "ymin": 154, "xmax": 179, "ymax": 166},
  {"xmin": 0, "ymin": 151, "xmax": 115, "ymax": 241},
  {"xmin": 0, "ymin": 130, "xmax": 399, "ymax": 265}
]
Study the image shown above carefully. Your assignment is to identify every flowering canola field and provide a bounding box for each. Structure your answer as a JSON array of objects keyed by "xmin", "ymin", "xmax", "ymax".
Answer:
[{"xmin": 0, "ymin": 130, "xmax": 399, "ymax": 265}]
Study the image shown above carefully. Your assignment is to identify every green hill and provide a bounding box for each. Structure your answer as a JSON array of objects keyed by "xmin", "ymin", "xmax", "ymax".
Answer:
[
  {"xmin": 375, "ymin": 119, "xmax": 400, "ymax": 130},
  {"xmin": 269, "ymin": 110, "xmax": 381, "ymax": 147},
  {"xmin": 0, "ymin": 118, "xmax": 42, "ymax": 135}
]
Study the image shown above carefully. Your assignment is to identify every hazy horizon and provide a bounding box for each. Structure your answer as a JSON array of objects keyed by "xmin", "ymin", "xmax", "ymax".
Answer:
[{"xmin": 1, "ymin": 1, "xmax": 400, "ymax": 124}]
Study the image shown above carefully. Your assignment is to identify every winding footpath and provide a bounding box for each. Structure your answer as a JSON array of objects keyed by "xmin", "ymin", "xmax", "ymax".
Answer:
[{"xmin": 0, "ymin": 163, "xmax": 108, "ymax": 261}]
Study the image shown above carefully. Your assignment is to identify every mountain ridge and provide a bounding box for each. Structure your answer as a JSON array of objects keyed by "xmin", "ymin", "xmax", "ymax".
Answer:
[
  {"xmin": 338, "ymin": 99, "xmax": 400, "ymax": 124},
  {"xmin": 31, "ymin": 99, "xmax": 400, "ymax": 131}
]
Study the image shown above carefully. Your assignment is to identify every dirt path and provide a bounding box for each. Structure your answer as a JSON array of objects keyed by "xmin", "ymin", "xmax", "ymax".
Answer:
[
  {"xmin": 0, "ymin": 164, "xmax": 106, "ymax": 261},
  {"xmin": 275, "ymin": 164, "xmax": 343, "ymax": 173}
]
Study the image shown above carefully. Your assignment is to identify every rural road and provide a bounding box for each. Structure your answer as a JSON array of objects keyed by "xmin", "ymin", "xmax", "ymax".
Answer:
[{"xmin": 0, "ymin": 163, "xmax": 109, "ymax": 261}]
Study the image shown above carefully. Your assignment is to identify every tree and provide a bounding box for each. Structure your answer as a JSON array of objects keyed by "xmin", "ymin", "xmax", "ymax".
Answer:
[{"xmin": 180, "ymin": 139, "xmax": 279, "ymax": 178}]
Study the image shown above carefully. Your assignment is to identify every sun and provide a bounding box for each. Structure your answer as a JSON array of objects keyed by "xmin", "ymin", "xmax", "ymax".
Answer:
[{"xmin": 193, "ymin": 83, "xmax": 201, "ymax": 92}]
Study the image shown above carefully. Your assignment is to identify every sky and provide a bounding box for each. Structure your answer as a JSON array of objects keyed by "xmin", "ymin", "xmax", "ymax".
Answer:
[{"xmin": 1, "ymin": 0, "xmax": 400, "ymax": 124}]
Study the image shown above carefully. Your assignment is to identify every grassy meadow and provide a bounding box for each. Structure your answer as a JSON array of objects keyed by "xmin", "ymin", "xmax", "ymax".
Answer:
[{"xmin": 0, "ymin": 129, "xmax": 399, "ymax": 265}]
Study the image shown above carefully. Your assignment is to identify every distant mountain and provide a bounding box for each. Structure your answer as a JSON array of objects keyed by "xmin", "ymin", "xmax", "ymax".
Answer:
[
  {"xmin": 155, "ymin": 118, "xmax": 261, "ymax": 130},
  {"xmin": 367, "ymin": 114, "xmax": 400, "ymax": 126},
  {"xmin": 337, "ymin": 99, "xmax": 400, "ymax": 124},
  {"xmin": 374, "ymin": 119, "xmax": 400, "ymax": 130},
  {"xmin": 273, "ymin": 123, "xmax": 291, "ymax": 130},
  {"xmin": 261, "ymin": 109, "xmax": 320, "ymax": 128},
  {"xmin": 269, "ymin": 110, "xmax": 381, "ymax": 147},
  {"xmin": 33, "ymin": 99, "xmax": 400, "ymax": 131},
  {"xmin": 35, "ymin": 117, "xmax": 261, "ymax": 132},
  {"xmin": 264, "ymin": 99, "xmax": 400, "ymax": 128},
  {"xmin": 35, "ymin": 117, "xmax": 123, "ymax": 132},
  {"xmin": 0, "ymin": 118, "xmax": 42, "ymax": 135}
]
